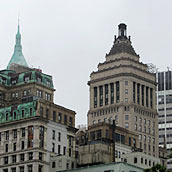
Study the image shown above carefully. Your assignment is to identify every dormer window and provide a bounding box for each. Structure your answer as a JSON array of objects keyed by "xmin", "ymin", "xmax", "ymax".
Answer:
[
  {"xmin": 24, "ymin": 76, "xmax": 30, "ymax": 82},
  {"xmin": 37, "ymin": 77, "xmax": 42, "ymax": 83},
  {"xmin": 47, "ymin": 80, "xmax": 51, "ymax": 87}
]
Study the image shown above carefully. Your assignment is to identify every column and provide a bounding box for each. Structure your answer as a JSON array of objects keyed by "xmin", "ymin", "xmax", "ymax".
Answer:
[{"xmin": 33, "ymin": 125, "xmax": 40, "ymax": 148}]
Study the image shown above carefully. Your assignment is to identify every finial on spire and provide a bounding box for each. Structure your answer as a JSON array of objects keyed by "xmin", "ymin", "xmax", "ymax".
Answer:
[
  {"xmin": 17, "ymin": 13, "xmax": 20, "ymax": 34},
  {"xmin": 118, "ymin": 23, "xmax": 127, "ymax": 37}
]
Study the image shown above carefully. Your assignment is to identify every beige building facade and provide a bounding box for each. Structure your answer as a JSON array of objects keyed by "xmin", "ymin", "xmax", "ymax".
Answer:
[{"xmin": 87, "ymin": 23, "xmax": 159, "ymax": 158}]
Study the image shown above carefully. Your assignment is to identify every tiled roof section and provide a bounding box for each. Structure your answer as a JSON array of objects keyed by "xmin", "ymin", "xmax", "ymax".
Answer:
[
  {"xmin": 107, "ymin": 23, "xmax": 138, "ymax": 56},
  {"xmin": 107, "ymin": 37, "xmax": 138, "ymax": 56}
]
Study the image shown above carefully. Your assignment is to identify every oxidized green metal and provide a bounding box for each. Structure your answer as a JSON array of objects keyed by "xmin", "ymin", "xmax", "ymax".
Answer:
[
  {"xmin": 7, "ymin": 24, "xmax": 28, "ymax": 70},
  {"xmin": 0, "ymin": 100, "xmax": 37, "ymax": 123}
]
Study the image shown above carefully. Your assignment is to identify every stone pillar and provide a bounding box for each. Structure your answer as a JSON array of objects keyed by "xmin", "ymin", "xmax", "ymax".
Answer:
[
  {"xmin": 9, "ymin": 130, "xmax": 13, "ymax": 152},
  {"xmin": 0, "ymin": 132, "xmax": 5, "ymax": 153},
  {"xmin": 33, "ymin": 125, "xmax": 40, "ymax": 148},
  {"xmin": 17, "ymin": 128, "xmax": 20, "ymax": 150}
]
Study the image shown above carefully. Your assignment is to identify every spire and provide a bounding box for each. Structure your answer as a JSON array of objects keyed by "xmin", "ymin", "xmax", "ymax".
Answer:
[{"xmin": 7, "ymin": 22, "xmax": 28, "ymax": 70}]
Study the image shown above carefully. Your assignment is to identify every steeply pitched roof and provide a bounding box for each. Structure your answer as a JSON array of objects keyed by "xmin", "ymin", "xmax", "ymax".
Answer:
[
  {"xmin": 7, "ymin": 24, "xmax": 28, "ymax": 70},
  {"xmin": 106, "ymin": 23, "xmax": 138, "ymax": 57}
]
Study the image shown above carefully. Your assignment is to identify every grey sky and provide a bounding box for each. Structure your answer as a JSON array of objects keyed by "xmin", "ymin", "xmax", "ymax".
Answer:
[{"xmin": 0, "ymin": 0, "xmax": 171, "ymax": 126}]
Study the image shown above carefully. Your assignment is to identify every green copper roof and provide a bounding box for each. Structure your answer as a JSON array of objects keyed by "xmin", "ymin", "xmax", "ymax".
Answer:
[{"xmin": 7, "ymin": 24, "xmax": 28, "ymax": 70}]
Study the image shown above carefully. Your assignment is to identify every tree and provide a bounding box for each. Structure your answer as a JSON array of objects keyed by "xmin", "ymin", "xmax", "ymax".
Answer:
[{"xmin": 143, "ymin": 163, "xmax": 170, "ymax": 172}]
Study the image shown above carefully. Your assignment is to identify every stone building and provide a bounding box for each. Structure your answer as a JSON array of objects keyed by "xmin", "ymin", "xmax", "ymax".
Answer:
[
  {"xmin": 0, "ymin": 25, "xmax": 77, "ymax": 172},
  {"xmin": 87, "ymin": 23, "xmax": 159, "ymax": 158}
]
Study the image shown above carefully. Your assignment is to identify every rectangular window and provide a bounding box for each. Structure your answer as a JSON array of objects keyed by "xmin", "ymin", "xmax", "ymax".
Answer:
[
  {"xmin": 53, "ymin": 111, "xmax": 56, "ymax": 121},
  {"xmin": 12, "ymin": 155, "xmax": 16, "ymax": 163},
  {"xmin": 28, "ymin": 152, "xmax": 33, "ymax": 160},
  {"xmin": 58, "ymin": 132, "xmax": 61, "ymax": 141},
  {"xmin": 52, "ymin": 130, "xmax": 55, "ymax": 140},
  {"xmin": 4, "ymin": 156, "xmax": 8, "ymax": 164},
  {"xmin": 137, "ymin": 83, "xmax": 140, "ymax": 104},
  {"xmin": 99, "ymin": 86, "xmax": 103, "ymax": 106},
  {"xmin": 6, "ymin": 131, "xmax": 9, "ymax": 140},
  {"xmin": 105, "ymin": 84, "xmax": 108, "ymax": 105},
  {"xmin": 28, "ymin": 165, "xmax": 33, "ymax": 172},
  {"xmin": 39, "ymin": 152, "xmax": 43, "ymax": 160},
  {"xmin": 20, "ymin": 166, "xmax": 24, "ymax": 172},
  {"xmin": 46, "ymin": 108, "xmax": 49, "ymax": 119},
  {"xmin": 28, "ymin": 126, "xmax": 34, "ymax": 148},
  {"xmin": 52, "ymin": 143, "xmax": 55, "ymax": 152},
  {"xmin": 63, "ymin": 146, "xmax": 66, "ymax": 155},
  {"xmin": 58, "ymin": 145, "xmax": 61, "ymax": 154},
  {"xmin": 142, "ymin": 85, "xmax": 144, "ymax": 106},
  {"xmin": 133, "ymin": 82, "xmax": 136, "ymax": 103},
  {"xmin": 40, "ymin": 107, "xmax": 43, "ymax": 117},
  {"xmin": 21, "ymin": 128, "xmax": 25, "ymax": 137},
  {"xmin": 45, "ymin": 93, "xmax": 51, "ymax": 101},
  {"xmin": 39, "ymin": 126, "xmax": 44, "ymax": 148},
  {"xmin": 94, "ymin": 87, "xmax": 97, "ymax": 108},
  {"xmin": 110, "ymin": 83, "xmax": 114, "ymax": 104},
  {"xmin": 21, "ymin": 141, "xmax": 25, "ymax": 150},
  {"xmin": 5, "ymin": 144, "xmax": 8, "ymax": 152},
  {"xmin": 150, "ymin": 88, "xmax": 153, "ymax": 108},
  {"xmin": 64, "ymin": 115, "xmax": 67, "ymax": 125},
  {"xmin": 13, "ymin": 129, "xmax": 17, "ymax": 139},
  {"xmin": 69, "ymin": 117, "xmax": 73, "ymax": 126},
  {"xmin": 116, "ymin": 81, "xmax": 120, "ymax": 103},
  {"xmin": 58, "ymin": 113, "xmax": 62, "ymax": 123},
  {"xmin": 20, "ymin": 154, "xmax": 25, "ymax": 161},
  {"xmin": 13, "ymin": 142, "xmax": 16, "ymax": 151},
  {"xmin": 146, "ymin": 87, "xmax": 149, "ymax": 107}
]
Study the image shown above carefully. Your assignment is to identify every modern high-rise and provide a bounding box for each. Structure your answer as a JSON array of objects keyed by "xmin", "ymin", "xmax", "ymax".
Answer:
[
  {"xmin": 87, "ymin": 23, "xmax": 159, "ymax": 158},
  {"xmin": 0, "ymin": 25, "xmax": 77, "ymax": 172},
  {"xmin": 157, "ymin": 70, "xmax": 172, "ymax": 150}
]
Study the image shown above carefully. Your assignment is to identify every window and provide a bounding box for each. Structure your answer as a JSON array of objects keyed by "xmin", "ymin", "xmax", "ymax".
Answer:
[
  {"xmin": 125, "ymin": 115, "xmax": 129, "ymax": 120},
  {"xmin": 64, "ymin": 115, "xmax": 67, "ymax": 125},
  {"xmin": 22, "ymin": 109, "xmax": 25, "ymax": 117},
  {"xmin": 46, "ymin": 108, "xmax": 49, "ymax": 119},
  {"xmin": 36, "ymin": 90, "xmax": 42, "ymax": 98},
  {"xmin": 5, "ymin": 144, "xmax": 8, "ymax": 152},
  {"xmin": 13, "ymin": 129, "xmax": 17, "ymax": 139},
  {"xmin": 28, "ymin": 152, "xmax": 33, "ymax": 160},
  {"xmin": 6, "ymin": 131, "xmax": 9, "ymax": 140},
  {"xmin": 39, "ymin": 126, "xmax": 44, "ymax": 148},
  {"xmin": 99, "ymin": 86, "xmax": 103, "ymax": 106},
  {"xmin": 58, "ymin": 145, "xmax": 61, "ymax": 154},
  {"xmin": 21, "ymin": 141, "xmax": 25, "ymax": 150},
  {"xmin": 125, "ymin": 122, "xmax": 129, "ymax": 128},
  {"xmin": 116, "ymin": 81, "xmax": 120, "ymax": 103},
  {"xmin": 105, "ymin": 84, "xmax": 109, "ymax": 105},
  {"xmin": 69, "ymin": 148, "xmax": 72, "ymax": 157},
  {"xmin": 30, "ymin": 108, "xmax": 32, "ymax": 116},
  {"xmin": 28, "ymin": 165, "xmax": 32, "ymax": 172},
  {"xmin": 58, "ymin": 132, "xmax": 61, "ymax": 141},
  {"xmin": 11, "ymin": 168, "xmax": 16, "ymax": 172},
  {"xmin": 63, "ymin": 146, "xmax": 66, "ymax": 155},
  {"xmin": 52, "ymin": 143, "xmax": 55, "ymax": 152},
  {"xmin": 139, "ymin": 125, "xmax": 142, "ymax": 132},
  {"xmin": 69, "ymin": 117, "xmax": 73, "ymax": 126},
  {"xmin": 39, "ymin": 152, "xmax": 43, "ymax": 160},
  {"xmin": 139, "ymin": 117, "xmax": 142, "ymax": 124},
  {"xmin": 12, "ymin": 155, "xmax": 16, "ymax": 163},
  {"xmin": 110, "ymin": 83, "xmax": 114, "ymax": 104},
  {"xmin": 135, "ymin": 124, "xmax": 137, "ymax": 130},
  {"xmin": 28, "ymin": 126, "xmax": 34, "ymax": 148},
  {"xmin": 144, "ymin": 135, "xmax": 146, "ymax": 142},
  {"xmin": 125, "ymin": 89, "xmax": 128, "ymax": 94},
  {"xmin": 125, "ymin": 98, "xmax": 128, "ymax": 102},
  {"xmin": 45, "ymin": 93, "xmax": 51, "ymax": 101},
  {"xmin": 21, "ymin": 128, "xmax": 25, "ymax": 137},
  {"xmin": 52, "ymin": 161, "xmax": 56, "ymax": 168},
  {"xmin": 13, "ymin": 142, "xmax": 16, "ymax": 151},
  {"xmin": 94, "ymin": 87, "xmax": 98, "ymax": 107},
  {"xmin": 58, "ymin": 113, "xmax": 62, "ymax": 123},
  {"xmin": 134, "ymin": 157, "xmax": 137, "ymax": 163},
  {"xmin": 38, "ymin": 165, "xmax": 43, "ymax": 172},
  {"xmin": 125, "ymin": 81, "xmax": 128, "ymax": 86},
  {"xmin": 52, "ymin": 130, "xmax": 55, "ymax": 140},
  {"xmin": 40, "ymin": 107, "xmax": 43, "ymax": 117},
  {"xmin": 20, "ymin": 166, "xmax": 24, "ymax": 172},
  {"xmin": 3, "ymin": 169, "xmax": 8, "ymax": 172},
  {"xmin": 104, "ymin": 118, "xmax": 107, "ymax": 123},
  {"xmin": 4, "ymin": 156, "xmax": 8, "ymax": 164},
  {"xmin": 141, "ymin": 157, "xmax": 143, "ymax": 164},
  {"xmin": 13, "ymin": 111, "xmax": 17, "ymax": 119},
  {"xmin": 53, "ymin": 111, "xmax": 56, "ymax": 121},
  {"xmin": 135, "ymin": 116, "xmax": 137, "ymax": 122},
  {"xmin": 20, "ymin": 154, "xmax": 25, "ymax": 161}
]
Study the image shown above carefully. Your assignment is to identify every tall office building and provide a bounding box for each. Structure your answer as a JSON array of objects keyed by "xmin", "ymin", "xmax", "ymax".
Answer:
[
  {"xmin": 87, "ymin": 23, "xmax": 159, "ymax": 158},
  {"xmin": 157, "ymin": 70, "xmax": 172, "ymax": 150},
  {"xmin": 0, "ymin": 25, "xmax": 77, "ymax": 172}
]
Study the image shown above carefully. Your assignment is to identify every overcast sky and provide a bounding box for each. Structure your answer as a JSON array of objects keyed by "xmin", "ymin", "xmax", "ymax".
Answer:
[{"xmin": 0, "ymin": 0, "xmax": 172, "ymax": 126}]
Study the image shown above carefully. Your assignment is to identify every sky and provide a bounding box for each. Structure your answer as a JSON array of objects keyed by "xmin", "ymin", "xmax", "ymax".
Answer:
[{"xmin": 0, "ymin": 0, "xmax": 172, "ymax": 126}]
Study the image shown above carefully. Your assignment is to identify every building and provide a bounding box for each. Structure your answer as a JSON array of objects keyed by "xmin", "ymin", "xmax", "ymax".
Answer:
[
  {"xmin": 0, "ymin": 25, "xmax": 77, "ymax": 172},
  {"xmin": 87, "ymin": 23, "xmax": 159, "ymax": 158},
  {"xmin": 76, "ymin": 122, "xmax": 138, "ymax": 166},
  {"xmin": 56, "ymin": 162, "xmax": 143, "ymax": 172},
  {"xmin": 157, "ymin": 70, "xmax": 172, "ymax": 150}
]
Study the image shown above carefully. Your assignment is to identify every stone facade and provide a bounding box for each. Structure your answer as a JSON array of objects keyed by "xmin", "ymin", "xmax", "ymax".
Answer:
[{"xmin": 87, "ymin": 23, "xmax": 159, "ymax": 158}]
